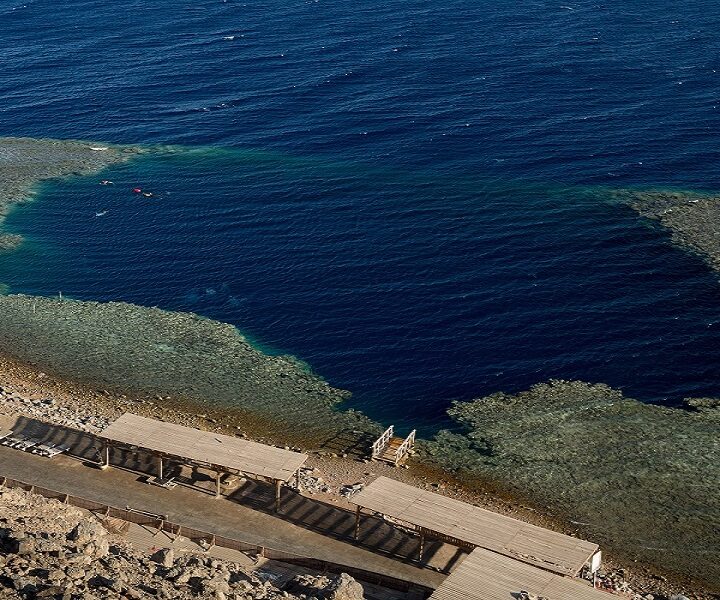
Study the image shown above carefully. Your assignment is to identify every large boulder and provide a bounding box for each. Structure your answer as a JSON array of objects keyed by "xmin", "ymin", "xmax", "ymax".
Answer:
[
  {"xmin": 326, "ymin": 573, "xmax": 365, "ymax": 600},
  {"xmin": 288, "ymin": 573, "xmax": 365, "ymax": 600},
  {"xmin": 150, "ymin": 547, "xmax": 174, "ymax": 568},
  {"xmin": 5, "ymin": 533, "xmax": 35, "ymax": 555},
  {"xmin": 67, "ymin": 520, "xmax": 106, "ymax": 546}
]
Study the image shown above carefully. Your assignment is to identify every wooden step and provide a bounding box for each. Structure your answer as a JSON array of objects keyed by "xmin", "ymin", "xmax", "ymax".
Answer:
[{"xmin": 376, "ymin": 437, "xmax": 405, "ymax": 465}]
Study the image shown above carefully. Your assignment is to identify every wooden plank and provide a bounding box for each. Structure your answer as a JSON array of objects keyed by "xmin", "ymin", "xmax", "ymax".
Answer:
[
  {"xmin": 353, "ymin": 477, "xmax": 598, "ymax": 576},
  {"xmin": 430, "ymin": 548, "xmax": 611, "ymax": 600},
  {"xmin": 99, "ymin": 413, "xmax": 307, "ymax": 482}
]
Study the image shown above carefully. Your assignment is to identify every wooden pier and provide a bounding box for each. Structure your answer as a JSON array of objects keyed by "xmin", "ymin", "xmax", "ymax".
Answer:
[{"xmin": 371, "ymin": 426, "xmax": 416, "ymax": 466}]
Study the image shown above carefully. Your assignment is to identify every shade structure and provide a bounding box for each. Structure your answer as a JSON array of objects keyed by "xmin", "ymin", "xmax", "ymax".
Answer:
[
  {"xmin": 353, "ymin": 476, "xmax": 598, "ymax": 576},
  {"xmin": 430, "ymin": 548, "xmax": 612, "ymax": 600},
  {"xmin": 99, "ymin": 413, "xmax": 308, "ymax": 482}
]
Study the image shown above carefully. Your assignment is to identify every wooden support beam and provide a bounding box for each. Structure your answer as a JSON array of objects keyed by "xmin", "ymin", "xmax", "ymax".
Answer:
[
  {"xmin": 215, "ymin": 471, "xmax": 221, "ymax": 499},
  {"xmin": 354, "ymin": 505, "xmax": 361, "ymax": 540},
  {"xmin": 295, "ymin": 469, "xmax": 300, "ymax": 491},
  {"xmin": 418, "ymin": 530, "xmax": 426, "ymax": 562},
  {"xmin": 101, "ymin": 443, "xmax": 110, "ymax": 469},
  {"xmin": 274, "ymin": 479, "xmax": 282, "ymax": 512},
  {"xmin": 158, "ymin": 456, "xmax": 163, "ymax": 480}
]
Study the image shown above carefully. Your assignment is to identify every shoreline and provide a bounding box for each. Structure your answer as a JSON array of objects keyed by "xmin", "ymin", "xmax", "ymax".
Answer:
[
  {"xmin": 0, "ymin": 352, "xmax": 714, "ymax": 599},
  {"xmin": 0, "ymin": 293, "xmax": 379, "ymax": 444},
  {"xmin": 424, "ymin": 380, "xmax": 720, "ymax": 594}
]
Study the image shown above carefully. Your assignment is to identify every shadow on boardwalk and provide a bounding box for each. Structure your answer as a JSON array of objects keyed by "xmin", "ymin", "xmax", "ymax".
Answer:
[
  {"xmin": 225, "ymin": 480, "xmax": 466, "ymax": 573},
  {"xmin": 3, "ymin": 416, "xmax": 465, "ymax": 573},
  {"xmin": 8, "ymin": 415, "xmax": 101, "ymax": 460}
]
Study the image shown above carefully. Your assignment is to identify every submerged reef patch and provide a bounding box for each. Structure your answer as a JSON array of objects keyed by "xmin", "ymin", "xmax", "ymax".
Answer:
[
  {"xmin": 0, "ymin": 294, "xmax": 378, "ymax": 442},
  {"xmin": 0, "ymin": 233, "xmax": 23, "ymax": 252},
  {"xmin": 0, "ymin": 136, "xmax": 141, "ymax": 246},
  {"xmin": 423, "ymin": 380, "xmax": 720, "ymax": 588},
  {"xmin": 613, "ymin": 188, "xmax": 720, "ymax": 275}
]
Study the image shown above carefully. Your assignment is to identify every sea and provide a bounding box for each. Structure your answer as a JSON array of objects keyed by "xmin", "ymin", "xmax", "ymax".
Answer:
[{"xmin": 1, "ymin": 0, "xmax": 720, "ymax": 432}]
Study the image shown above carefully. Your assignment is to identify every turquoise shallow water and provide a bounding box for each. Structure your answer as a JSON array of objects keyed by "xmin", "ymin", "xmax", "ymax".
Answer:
[{"xmin": 2, "ymin": 149, "xmax": 720, "ymax": 433}]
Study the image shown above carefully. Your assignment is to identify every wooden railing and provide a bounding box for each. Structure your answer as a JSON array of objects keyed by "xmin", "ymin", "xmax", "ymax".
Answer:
[
  {"xmin": 371, "ymin": 425, "xmax": 394, "ymax": 458},
  {"xmin": 0, "ymin": 476, "xmax": 432, "ymax": 597},
  {"xmin": 393, "ymin": 429, "xmax": 416, "ymax": 465}
]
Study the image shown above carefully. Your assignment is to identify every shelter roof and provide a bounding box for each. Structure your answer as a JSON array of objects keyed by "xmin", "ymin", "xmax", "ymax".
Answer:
[
  {"xmin": 430, "ymin": 548, "xmax": 611, "ymax": 600},
  {"xmin": 353, "ymin": 476, "xmax": 597, "ymax": 576},
  {"xmin": 100, "ymin": 413, "xmax": 307, "ymax": 482}
]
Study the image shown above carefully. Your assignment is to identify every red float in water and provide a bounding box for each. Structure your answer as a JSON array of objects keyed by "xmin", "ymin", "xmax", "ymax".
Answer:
[{"xmin": 132, "ymin": 188, "xmax": 142, "ymax": 193}]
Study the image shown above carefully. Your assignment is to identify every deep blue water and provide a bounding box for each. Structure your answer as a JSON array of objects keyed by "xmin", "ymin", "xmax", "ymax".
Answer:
[{"xmin": 1, "ymin": 0, "xmax": 720, "ymax": 431}]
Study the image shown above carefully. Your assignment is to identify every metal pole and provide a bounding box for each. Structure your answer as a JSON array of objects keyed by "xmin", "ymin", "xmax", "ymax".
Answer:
[
  {"xmin": 354, "ymin": 505, "xmax": 361, "ymax": 540},
  {"xmin": 216, "ymin": 471, "xmax": 221, "ymax": 498},
  {"xmin": 158, "ymin": 456, "xmax": 163, "ymax": 480},
  {"xmin": 418, "ymin": 530, "xmax": 425, "ymax": 562},
  {"xmin": 275, "ymin": 479, "xmax": 282, "ymax": 512},
  {"xmin": 295, "ymin": 469, "xmax": 300, "ymax": 491},
  {"xmin": 102, "ymin": 443, "xmax": 110, "ymax": 469}
]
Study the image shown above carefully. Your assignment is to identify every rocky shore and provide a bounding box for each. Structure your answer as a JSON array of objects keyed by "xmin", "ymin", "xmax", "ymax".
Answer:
[{"xmin": 0, "ymin": 486, "xmax": 367, "ymax": 600}]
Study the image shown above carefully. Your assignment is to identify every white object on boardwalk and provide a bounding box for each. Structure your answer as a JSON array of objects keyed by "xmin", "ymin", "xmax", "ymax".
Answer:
[
  {"xmin": 32, "ymin": 443, "xmax": 71, "ymax": 458},
  {"xmin": 31, "ymin": 442, "xmax": 55, "ymax": 456},
  {"xmin": 46, "ymin": 444, "xmax": 71, "ymax": 458},
  {"xmin": 147, "ymin": 475, "xmax": 177, "ymax": 489},
  {"xmin": 15, "ymin": 439, "xmax": 38, "ymax": 451},
  {"xmin": 2, "ymin": 435, "xmax": 29, "ymax": 448}
]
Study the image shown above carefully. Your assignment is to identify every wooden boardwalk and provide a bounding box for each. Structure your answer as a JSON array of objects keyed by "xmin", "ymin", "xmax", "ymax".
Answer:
[
  {"xmin": 430, "ymin": 548, "xmax": 612, "ymax": 600},
  {"xmin": 353, "ymin": 477, "xmax": 598, "ymax": 576}
]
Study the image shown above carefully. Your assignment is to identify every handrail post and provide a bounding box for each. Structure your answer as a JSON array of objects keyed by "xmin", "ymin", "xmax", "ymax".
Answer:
[
  {"xmin": 354, "ymin": 505, "xmax": 361, "ymax": 540},
  {"xmin": 394, "ymin": 429, "xmax": 416, "ymax": 465},
  {"xmin": 371, "ymin": 425, "xmax": 394, "ymax": 459}
]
